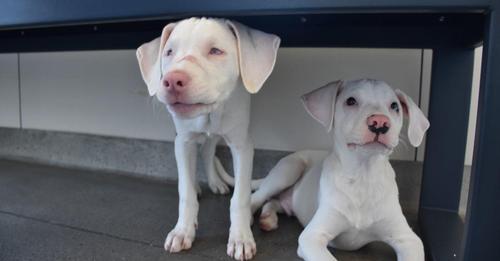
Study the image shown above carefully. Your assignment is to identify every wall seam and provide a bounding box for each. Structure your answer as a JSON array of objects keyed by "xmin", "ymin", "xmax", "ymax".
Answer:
[
  {"xmin": 415, "ymin": 49, "xmax": 425, "ymax": 162},
  {"xmin": 17, "ymin": 53, "xmax": 23, "ymax": 129}
]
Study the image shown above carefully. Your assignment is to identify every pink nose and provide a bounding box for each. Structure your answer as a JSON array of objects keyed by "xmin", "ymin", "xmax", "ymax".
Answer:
[
  {"xmin": 367, "ymin": 114, "xmax": 391, "ymax": 134},
  {"xmin": 164, "ymin": 71, "xmax": 190, "ymax": 92}
]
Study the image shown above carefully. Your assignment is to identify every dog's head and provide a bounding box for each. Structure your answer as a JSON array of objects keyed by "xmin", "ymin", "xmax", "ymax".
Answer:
[
  {"xmin": 136, "ymin": 17, "xmax": 280, "ymax": 118},
  {"xmin": 302, "ymin": 79, "xmax": 430, "ymax": 156}
]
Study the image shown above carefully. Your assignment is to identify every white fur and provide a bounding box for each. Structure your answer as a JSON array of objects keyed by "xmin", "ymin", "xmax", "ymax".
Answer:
[
  {"xmin": 251, "ymin": 79, "xmax": 429, "ymax": 261},
  {"xmin": 136, "ymin": 17, "xmax": 280, "ymax": 260}
]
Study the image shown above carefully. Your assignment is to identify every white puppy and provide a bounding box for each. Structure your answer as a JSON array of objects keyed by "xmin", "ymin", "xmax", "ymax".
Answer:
[
  {"xmin": 136, "ymin": 17, "xmax": 280, "ymax": 260},
  {"xmin": 251, "ymin": 79, "xmax": 429, "ymax": 261}
]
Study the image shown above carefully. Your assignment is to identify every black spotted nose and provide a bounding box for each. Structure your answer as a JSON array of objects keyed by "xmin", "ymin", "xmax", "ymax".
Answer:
[{"xmin": 367, "ymin": 114, "xmax": 390, "ymax": 134}]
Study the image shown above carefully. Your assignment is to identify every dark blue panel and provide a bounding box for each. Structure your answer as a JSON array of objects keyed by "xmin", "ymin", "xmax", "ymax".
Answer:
[
  {"xmin": 0, "ymin": 13, "xmax": 485, "ymax": 52},
  {"xmin": 0, "ymin": 0, "xmax": 489, "ymax": 29},
  {"xmin": 462, "ymin": 10, "xmax": 500, "ymax": 261},
  {"xmin": 421, "ymin": 48, "xmax": 474, "ymax": 211}
]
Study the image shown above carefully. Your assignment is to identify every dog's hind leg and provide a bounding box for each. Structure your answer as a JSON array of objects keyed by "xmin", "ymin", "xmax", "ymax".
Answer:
[
  {"xmin": 259, "ymin": 199, "xmax": 284, "ymax": 231},
  {"xmin": 201, "ymin": 135, "xmax": 230, "ymax": 194},
  {"xmin": 250, "ymin": 152, "xmax": 307, "ymax": 214}
]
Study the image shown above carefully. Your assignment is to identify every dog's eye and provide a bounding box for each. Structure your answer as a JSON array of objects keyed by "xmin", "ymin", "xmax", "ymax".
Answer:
[
  {"xmin": 390, "ymin": 102, "xmax": 399, "ymax": 112},
  {"xmin": 209, "ymin": 47, "xmax": 224, "ymax": 55},
  {"xmin": 346, "ymin": 97, "xmax": 357, "ymax": 106},
  {"xmin": 166, "ymin": 49, "xmax": 173, "ymax": 56}
]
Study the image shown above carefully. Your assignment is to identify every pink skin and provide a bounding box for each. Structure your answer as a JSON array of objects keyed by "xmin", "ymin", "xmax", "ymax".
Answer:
[
  {"xmin": 162, "ymin": 70, "xmax": 213, "ymax": 117},
  {"xmin": 367, "ymin": 114, "xmax": 391, "ymax": 129},
  {"xmin": 359, "ymin": 133, "xmax": 392, "ymax": 148},
  {"xmin": 164, "ymin": 70, "xmax": 191, "ymax": 99},
  {"xmin": 178, "ymin": 54, "xmax": 199, "ymax": 65},
  {"xmin": 350, "ymin": 114, "xmax": 393, "ymax": 149}
]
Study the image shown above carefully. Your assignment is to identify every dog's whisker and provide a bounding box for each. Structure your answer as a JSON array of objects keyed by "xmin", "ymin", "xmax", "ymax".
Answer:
[
  {"xmin": 398, "ymin": 134, "xmax": 410, "ymax": 150},
  {"xmin": 393, "ymin": 143, "xmax": 401, "ymax": 153},
  {"xmin": 149, "ymin": 97, "xmax": 164, "ymax": 115}
]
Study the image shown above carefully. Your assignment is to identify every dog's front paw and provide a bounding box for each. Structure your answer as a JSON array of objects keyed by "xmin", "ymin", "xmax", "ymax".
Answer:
[
  {"xmin": 208, "ymin": 174, "xmax": 230, "ymax": 195},
  {"xmin": 164, "ymin": 225, "xmax": 196, "ymax": 253},
  {"xmin": 227, "ymin": 226, "xmax": 256, "ymax": 260}
]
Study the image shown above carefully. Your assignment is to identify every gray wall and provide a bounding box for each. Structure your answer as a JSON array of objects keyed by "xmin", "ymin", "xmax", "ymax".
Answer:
[
  {"xmin": 0, "ymin": 48, "xmax": 480, "ymax": 162},
  {"xmin": 0, "ymin": 54, "xmax": 20, "ymax": 128}
]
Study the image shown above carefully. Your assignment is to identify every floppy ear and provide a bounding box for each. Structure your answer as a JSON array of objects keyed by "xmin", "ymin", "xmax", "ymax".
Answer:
[
  {"xmin": 136, "ymin": 23, "xmax": 177, "ymax": 96},
  {"xmin": 301, "ymin": 81, "xmax": 343, "ymax": 132},
  {"xmin": 395, "ymin": 89, "xmax": 430, "ymax": 147},
  {"xmin": 226, "ymin": 20, "xmax": 281, "ymax": 94}
]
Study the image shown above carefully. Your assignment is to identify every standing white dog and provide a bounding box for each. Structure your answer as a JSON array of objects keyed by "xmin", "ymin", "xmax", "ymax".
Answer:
[
  {"xmin": 136, "ymin": 17, "xmax": 280, "ymax": 260},
  {"xmin": 251, "ymin": 79, "xmax": 429, "ymax": 261}
]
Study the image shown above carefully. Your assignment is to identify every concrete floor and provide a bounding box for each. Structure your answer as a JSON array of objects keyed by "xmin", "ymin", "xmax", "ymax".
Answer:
[{"xmin": 0, "ymin": 159, "xmax": 420, "ymax": 261}]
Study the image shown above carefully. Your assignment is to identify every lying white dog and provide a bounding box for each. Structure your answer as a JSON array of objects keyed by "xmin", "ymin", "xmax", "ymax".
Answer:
[
  {"xmin": 251, "ymin": 79, "xmax": 429, "ymax": 261},
  {"xmin": 136, "ymin": 17, "xmax": 280, "ymax": 260}
]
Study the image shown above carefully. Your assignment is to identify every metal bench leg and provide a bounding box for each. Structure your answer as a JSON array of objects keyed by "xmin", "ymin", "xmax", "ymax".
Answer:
[
  {"xmin": 419, "ymin": 47, "xmax": 474, "ymax": 261},
  {"xmin": 462, "ymin": 11, "xmax": 500, "ymax": 261}
]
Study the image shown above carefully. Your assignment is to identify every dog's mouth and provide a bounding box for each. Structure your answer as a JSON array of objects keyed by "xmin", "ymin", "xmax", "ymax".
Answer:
[
  {"xmin": 167, "ymin": 102, "xmax": 216, "ymax": 116},
  {"xmin": 347, "ymin": 141, "xmax": 393, "ymax": 150}
]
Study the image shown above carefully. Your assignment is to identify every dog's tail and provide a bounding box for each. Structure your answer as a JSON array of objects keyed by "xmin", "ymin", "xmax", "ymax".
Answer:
[{"xmin": 214, "ymin": 157, "xmax": 263, "ymax": 190}]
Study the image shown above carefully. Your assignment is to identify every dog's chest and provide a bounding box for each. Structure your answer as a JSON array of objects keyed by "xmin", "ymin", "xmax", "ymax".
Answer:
[{"xmin": 330, "ymin": 167, "xmax": 397, "ymax": 229}]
